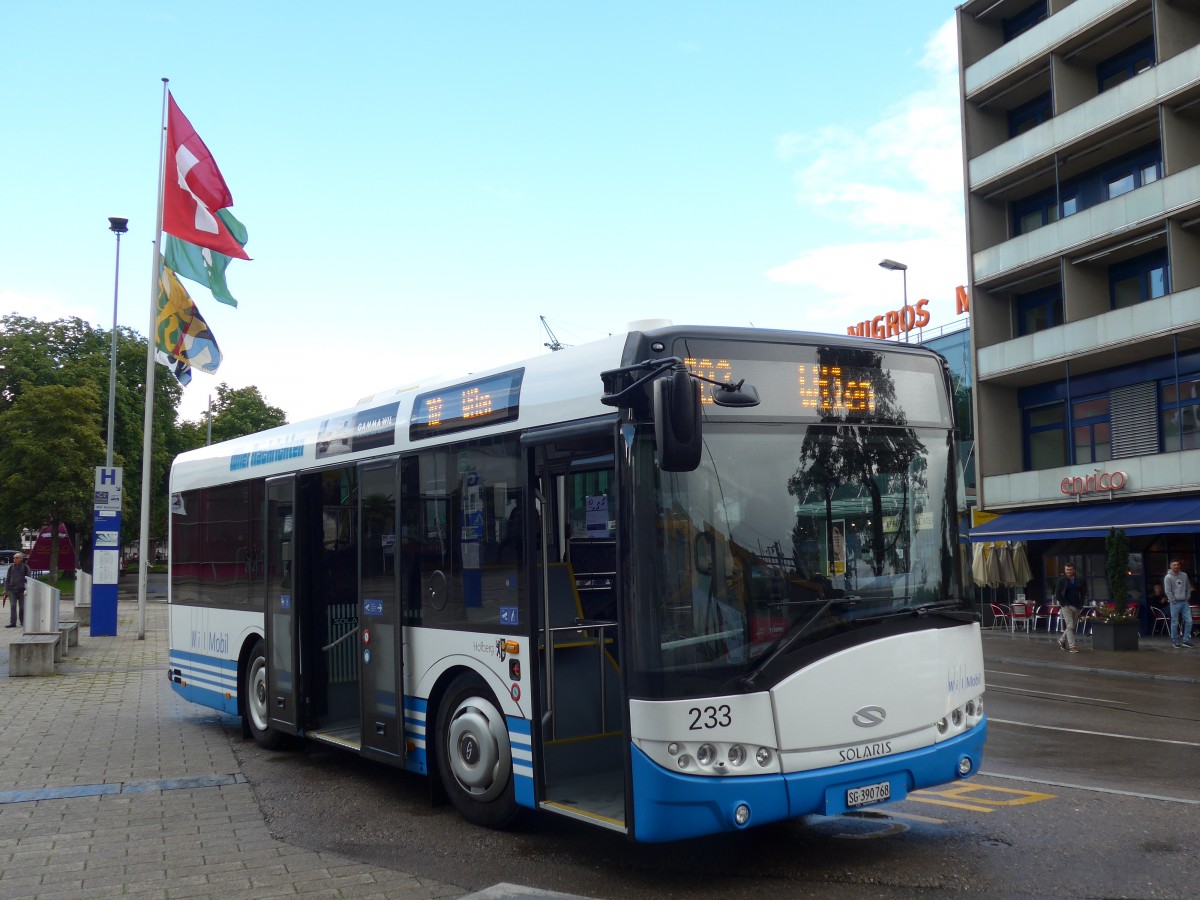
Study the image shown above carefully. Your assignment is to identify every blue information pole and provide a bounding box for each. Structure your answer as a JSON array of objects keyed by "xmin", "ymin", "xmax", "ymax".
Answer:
[{"xmin": 91, "ymin": 467, "xmax": 122, "ymax": 636}]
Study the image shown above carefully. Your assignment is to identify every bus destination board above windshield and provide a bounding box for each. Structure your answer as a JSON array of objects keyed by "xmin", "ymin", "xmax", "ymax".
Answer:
[
  {"xmin": 410, "ymin": 369, "xmax": 524, "ymax": 440},
  {"xmin": 678, "ymin": 339, "xmax": 949, "ymax": 427}
]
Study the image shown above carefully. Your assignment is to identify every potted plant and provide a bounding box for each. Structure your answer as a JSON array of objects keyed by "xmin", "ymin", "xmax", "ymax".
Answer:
[{"xmin": 1092, "ymin": 528, "xmax": 1139, "ymax": 651}]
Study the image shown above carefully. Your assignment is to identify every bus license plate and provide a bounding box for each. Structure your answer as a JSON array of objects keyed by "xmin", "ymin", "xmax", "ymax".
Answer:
[{"xmin": 846, "ymin": 781, "xmax": 891, "ymax": 808}]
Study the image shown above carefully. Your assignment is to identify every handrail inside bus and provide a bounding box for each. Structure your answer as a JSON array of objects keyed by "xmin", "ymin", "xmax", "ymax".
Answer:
[{"xmin": 322, "ymin": 626, "xmax": 360, "ymax": 653}]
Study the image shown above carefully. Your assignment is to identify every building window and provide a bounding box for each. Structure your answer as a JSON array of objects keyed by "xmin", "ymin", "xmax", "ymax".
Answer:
[
  {"xmin": 1013, "ymin": 190, "xmax": 1059, "ymax": 235},
  {"xmin": 1062, "ymin": 194, "xmax": 1078, "ymax": 217},
  {"xmin": 1107, "ymin": 173, "xmax": 1136, "ymax": 199},
  {"xmin": 1105, "ymin": 156, "xmax": 1160, "ymax": 201},
  {"xmin": 1072, "ymin": 396, "xmax": 1111, "ymax": 464},
  {"xmin": 1097, "ymin": 37, "xmax": 1155, "ymax": 92},
  {"xmin": 1016, "ymin": 285, "xmax": 1063, "ymax": 336},
  {"xmin": 1008, "ymin": 92, "xmax": 1052, "ymax": 138},
  {"xmin": 1003, "ymin": 1, "xmax": 1047, "ymax": 42},
  {"xmin": 1162, "ymin": 377, "xmax": 1200, "ymax": 452},
  {"xmin": 1026, "ymin": 402, "xmax": 1067, "ymax": 469},
  {"xmin": 1110, "ymin": 250, "xmax": 1169, "ymax": 309}
]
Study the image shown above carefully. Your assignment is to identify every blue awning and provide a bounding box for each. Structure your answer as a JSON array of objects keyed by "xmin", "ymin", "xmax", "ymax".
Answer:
[{"xmin": 969, "ymin": 496, "xmax": 1200, "ymax": 543}]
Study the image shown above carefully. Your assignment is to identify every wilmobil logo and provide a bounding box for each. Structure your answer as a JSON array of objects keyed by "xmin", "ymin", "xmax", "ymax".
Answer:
[{"xmin": 947, "ymin": 664, "xmax": 983, "ymax": 695}]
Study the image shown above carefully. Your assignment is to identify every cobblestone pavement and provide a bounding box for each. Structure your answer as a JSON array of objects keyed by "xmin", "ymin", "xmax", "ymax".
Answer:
[{"xmin": 0, "ymin": 596, "xmax": 571, "ymax": 900}]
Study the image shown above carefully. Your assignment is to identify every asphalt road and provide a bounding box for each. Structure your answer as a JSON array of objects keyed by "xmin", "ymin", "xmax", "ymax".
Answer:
[{"xmin": 219, "ymin": 656, "xmax": 1200, "ymax": 899}]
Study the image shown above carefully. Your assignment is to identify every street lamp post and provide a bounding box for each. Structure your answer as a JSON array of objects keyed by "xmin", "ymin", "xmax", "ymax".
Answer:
[
  {"xmin": 878, "ymin": 258, "xmax": 909, "ymax": 343},
  {"xmin": 106, "ymin": 217, "xmax": 128, "ymax": 468}
]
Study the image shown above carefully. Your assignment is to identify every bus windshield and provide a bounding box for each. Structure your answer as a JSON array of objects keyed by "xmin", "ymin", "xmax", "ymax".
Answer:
[{"xmin": 628, "ymin": 420, "xmax": 964, "ymax": 699}]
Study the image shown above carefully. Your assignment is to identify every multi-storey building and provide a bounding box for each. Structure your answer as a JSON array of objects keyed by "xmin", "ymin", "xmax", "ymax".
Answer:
[{"xmin": 956, "ymin": 0, "xmax": 1200, "ymax": 607}]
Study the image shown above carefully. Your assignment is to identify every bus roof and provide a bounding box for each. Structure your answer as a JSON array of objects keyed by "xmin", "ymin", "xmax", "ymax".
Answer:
[{"xmin": 170, "ymin": 325, "xmax": 948, "ymax": 495}]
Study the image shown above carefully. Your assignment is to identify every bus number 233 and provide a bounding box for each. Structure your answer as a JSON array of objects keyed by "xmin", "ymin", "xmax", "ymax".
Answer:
[{"xmin": 689, "ymin": 705, "xmax": 732, "ymax": 730}]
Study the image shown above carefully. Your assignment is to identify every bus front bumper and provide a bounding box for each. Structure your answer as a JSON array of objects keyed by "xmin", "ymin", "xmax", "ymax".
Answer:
[{"xmin": 630, "ymin": 717, "xmax": 987, "ymax": 842}]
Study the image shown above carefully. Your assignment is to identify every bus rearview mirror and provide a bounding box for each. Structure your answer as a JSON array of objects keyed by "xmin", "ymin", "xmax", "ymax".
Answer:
[{"xmin": 653, "ymin": 369, "xmax": 702, "ymax": 472}]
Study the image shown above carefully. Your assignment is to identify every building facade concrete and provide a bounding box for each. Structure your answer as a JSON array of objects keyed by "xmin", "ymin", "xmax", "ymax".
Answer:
[{"xmin": 956, "ymin": 0, "xmax": 1200, "ymax": 607}]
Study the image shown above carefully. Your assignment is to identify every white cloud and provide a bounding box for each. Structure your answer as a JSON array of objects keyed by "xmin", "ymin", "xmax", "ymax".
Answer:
[{"xmin": 766, "ymin": 18, "xmax": 968, "ymax": 335}]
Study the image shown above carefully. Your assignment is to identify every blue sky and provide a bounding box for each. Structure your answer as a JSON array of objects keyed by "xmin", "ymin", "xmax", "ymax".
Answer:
[{"xmin": 1, "ymin": 2, "xmax": 967, "ymax": 425}]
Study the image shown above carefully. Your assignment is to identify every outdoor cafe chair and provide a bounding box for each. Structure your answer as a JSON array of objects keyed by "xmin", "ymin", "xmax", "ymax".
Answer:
[
  {"xmin": 989, "ymin": 602, "xmax": 1012, "ymax": 631},
  {"xmin": 1150, "ymin": 605, "xmax": 1170, "ymax": 637},
  {"xmin": 1009, "ymin": 600, "xmax": 1035, "ymax": 633},
  {"xmin": 1034, "ymin": 603, "xmax": 1061, "ymax": 632}
]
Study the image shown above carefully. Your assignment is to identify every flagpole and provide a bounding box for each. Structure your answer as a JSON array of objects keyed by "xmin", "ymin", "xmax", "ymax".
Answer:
[{"xmin": 136, "ymin": 77, "xmax": 170, "ymax": 641}]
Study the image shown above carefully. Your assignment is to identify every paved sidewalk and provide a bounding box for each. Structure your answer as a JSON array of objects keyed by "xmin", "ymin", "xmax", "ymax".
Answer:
[{"xmin": 0, "ymin": 597, "xmax": 568, "ymax": 900}]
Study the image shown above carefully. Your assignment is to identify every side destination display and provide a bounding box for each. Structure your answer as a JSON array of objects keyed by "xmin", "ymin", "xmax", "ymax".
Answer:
[{"xmin": 410, "ymin": 369, "xmax": 524, "ymax": 440}]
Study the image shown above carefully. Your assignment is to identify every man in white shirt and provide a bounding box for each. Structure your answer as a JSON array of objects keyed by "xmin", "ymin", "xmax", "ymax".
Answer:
[{"xmin": 1163, "ymin": 560, "xmax": 1193, "ymax": 649}]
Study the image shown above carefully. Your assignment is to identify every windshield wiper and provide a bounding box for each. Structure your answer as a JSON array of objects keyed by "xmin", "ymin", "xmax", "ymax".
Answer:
[{"xmin": 740, "ymin": 598, "xmax": 840, "ymax": 688}]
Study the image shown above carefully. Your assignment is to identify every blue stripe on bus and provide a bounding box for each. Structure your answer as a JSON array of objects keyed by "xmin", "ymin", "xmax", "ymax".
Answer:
[
  {"xmin": 170, "ymin": 679, "xmax": 239, "ymax": 716},
  {"xmin": 506, "ymin": 716, "xmax": 535, "ymax": 809},
  {"xmin": 403, "ymin": 697, "xmax": 429, "ymax": 775},
  {"xmin": 631, "ymin": 719, "xmax": 989, "ymax": 842},
  {"xmin": 169, "ymin": 648, "xmax": 238, "ymax": 672},
  {"xmin": 168, "ymin": 650, "xmax": 239, "ymax": 695}
]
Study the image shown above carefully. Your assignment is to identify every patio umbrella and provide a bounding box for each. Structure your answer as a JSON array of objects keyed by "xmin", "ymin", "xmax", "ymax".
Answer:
[
  {"xmin": 971, "ymin": 542, "xmax": 989, "ymax": 587},
  {"xmin": 984, "ymin": 542, "xmax": 1002, "ymax": 588},
  {"xmin": 1012, "ymin": 541, "xmax": 1033, "ymax": 587},
  {"xmin": 997, "ymin": 543, "xmax": 1017, "ymax": 587}
]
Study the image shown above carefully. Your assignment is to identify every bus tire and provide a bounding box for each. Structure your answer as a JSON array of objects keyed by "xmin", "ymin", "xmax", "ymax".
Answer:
[
  {"xmin": 435, "ymin": 673, "xmax": 518, "ymax": 828},
  {"xmin": 245, "ymin": 639, "xmax": 284, "ymax": 750}
]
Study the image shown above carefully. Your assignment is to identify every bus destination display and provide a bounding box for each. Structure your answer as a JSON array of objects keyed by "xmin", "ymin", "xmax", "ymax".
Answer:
[
  {"xmin": 685, "ymin": 356, "xmax": 876, "ymax": 414},
  {"xmin": 678, "ymin": 340, "xmax": 949, "ymax": 427},
  {"xmin": 409, "ymin": 369, "xmax": 524, "ymax": 440}
]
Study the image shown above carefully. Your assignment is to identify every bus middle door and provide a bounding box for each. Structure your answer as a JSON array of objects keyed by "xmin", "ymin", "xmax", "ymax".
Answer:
[{"xmin": 357, "ymin": 460, "xmax": 404, "ymax": 763}]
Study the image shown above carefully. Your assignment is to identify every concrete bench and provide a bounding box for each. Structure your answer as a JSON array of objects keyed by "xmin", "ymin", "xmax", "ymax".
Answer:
[
  {"xmin": 9, "ymin": 634, "xmax": 60, "ymax": 676},
  {"xmin": 73, "ymin": 603, "xmax": 91, "ymax": 626},
  {"xmin": 59, "ymin": 621, "xmax": 79, "ymax": 650}
]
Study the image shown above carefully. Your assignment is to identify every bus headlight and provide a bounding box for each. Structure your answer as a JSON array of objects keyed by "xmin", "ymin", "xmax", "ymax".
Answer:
[
  {"xmin": 958, "ymin": 756, "xmax": 973, "ymax": 776},
  {"xmin": 677, "ymin": 754, "xmax": 692, "ymax": 769},
  {"xmin": 755, "ymin": 747, "xmax": 772, "ymax": 767},
  {"xmin": 697, "ymin": 744, "xmax": 716, "ymax": 766},
  {"xmin": 667, "ymin": 742, "xmax": 680, "ymax": 756},
  {"xmin": 727, "ymin": 744, "xmax": 746, "ymax": 766},
  {"xmin": 733, "ymin": 803, "xmax": 751, "ymax": 827},
  {"xmin": 952, "ymin": 708, "xmax": 964, "ymax": 727},
  {"xmin": 936, "ymin": 717, "xmax": 948, "ymax": 734}
]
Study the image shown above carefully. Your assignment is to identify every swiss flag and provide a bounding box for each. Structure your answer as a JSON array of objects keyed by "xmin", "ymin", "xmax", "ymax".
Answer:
[{"xmin": 163, "ymin": 94, "xmax": 250, "ymax": 260}]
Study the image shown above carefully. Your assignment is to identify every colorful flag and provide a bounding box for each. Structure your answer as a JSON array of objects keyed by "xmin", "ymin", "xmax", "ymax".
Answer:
[
  {"xmin": 164, "ymin": 209, "xmax": 247, "ymax": 307},
  {"xmin": 163, "ymin": 93, "xmax": 250, "ymax": 260},
  {"xmin": 155, "ymin": 349, "xmax": 192, "ymax": 386},
  {"xmin": 156, "ymin": 263, "xmax": 223, "ymax": 375}
]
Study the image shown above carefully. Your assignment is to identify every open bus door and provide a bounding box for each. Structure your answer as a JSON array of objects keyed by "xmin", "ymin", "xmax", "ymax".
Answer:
[
  {"xmin": 357, "ymin": 460, "xmax": 404, "ymax": 763},
  {"xmin": 526, "ymin": 427, "xmax": 627, "ymax": 833},
  {"xmin": 265, "ymin": 475, "xmax": 302, "ymax": 736}
]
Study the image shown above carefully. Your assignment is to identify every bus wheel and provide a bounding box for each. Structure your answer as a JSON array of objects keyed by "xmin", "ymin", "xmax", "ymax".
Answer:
[
  {"xmin": 436, "ymin": 674, "xmax": 517, "ymax": 828},
  {"xmin": 245, "ymin": 640, "xmax": 284, "ymax": 750}
]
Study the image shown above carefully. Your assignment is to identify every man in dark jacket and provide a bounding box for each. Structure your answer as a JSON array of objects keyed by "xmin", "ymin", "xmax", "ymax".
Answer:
[
  {"xmin": 1054, "ymin": 563, "xmax": 1087, "ymax": 653},
  {"xmin": 5, "ymin": 551, "xmax": 31, "ymax": 628}
]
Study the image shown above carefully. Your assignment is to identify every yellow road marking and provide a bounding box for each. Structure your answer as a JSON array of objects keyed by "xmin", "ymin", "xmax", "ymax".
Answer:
[{"xmin": 906, "ymin": 782, "xmax": 1056, "ymax": 812}]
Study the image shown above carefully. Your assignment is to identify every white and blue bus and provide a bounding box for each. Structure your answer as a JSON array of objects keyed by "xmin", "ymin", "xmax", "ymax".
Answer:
[{"xmin": 167, "ymin": 323, "xmax": 986, "ymax": 842}]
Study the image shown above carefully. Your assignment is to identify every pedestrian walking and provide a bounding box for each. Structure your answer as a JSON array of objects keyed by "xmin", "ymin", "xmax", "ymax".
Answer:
[
  {"xmin": 1054, "ymin": 563, "xmax": 1087, "ymax": 653},
  {"xmin": 4, "ymin": 551, "xmax": 31, "ymax": 628},
  {"xmin": 1163, "ymin": 560, "xmax": 1193, "ymax": 648}
]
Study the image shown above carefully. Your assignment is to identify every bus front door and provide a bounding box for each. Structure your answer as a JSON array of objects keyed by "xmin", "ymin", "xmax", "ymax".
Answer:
[
  {"xmin": 265, "ymin": 475, "xmax": 301, "ymax": 735},
  {"xmin": 532, "ymin": 439, "xmax": 626, "ymax": 832}
]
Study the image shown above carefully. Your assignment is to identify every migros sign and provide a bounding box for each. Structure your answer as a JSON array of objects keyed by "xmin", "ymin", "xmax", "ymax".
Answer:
[{"xmin": 847, "ymin": 286, "xmax": 969, "ymax": 340}]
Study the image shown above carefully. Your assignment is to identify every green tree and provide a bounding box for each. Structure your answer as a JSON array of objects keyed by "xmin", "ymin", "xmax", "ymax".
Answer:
[
  {"xmin": 205, "ymin": 382, "xmax": 288, "ymax": 443},
  {"xmin": 0, "ymin": 384, "xmax": 106, "ymax": 582},
  {"xmin": 1, "ymin": 314, "xmax": 184, "ymax": 553}
]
